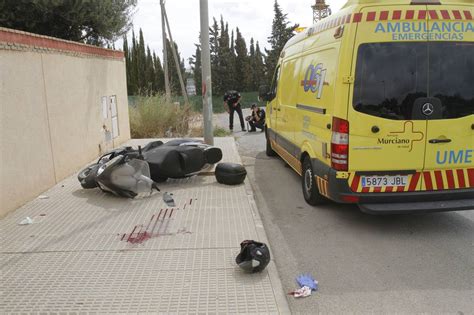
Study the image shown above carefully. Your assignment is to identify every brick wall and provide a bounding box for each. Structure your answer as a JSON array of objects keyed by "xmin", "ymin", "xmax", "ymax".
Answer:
[{"xmin": 0, "ymin": 27, "xmax": 124, "ymax": 59}]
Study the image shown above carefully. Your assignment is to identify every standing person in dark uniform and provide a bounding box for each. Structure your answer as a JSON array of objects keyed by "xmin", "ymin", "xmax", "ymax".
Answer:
[
  {"xmin": 247, "ymin": 104, "xmax": 266, "ymax": 132},
  {"xmin": 224, "ymin": 90, "xmax": 246, "ymax": 132}
]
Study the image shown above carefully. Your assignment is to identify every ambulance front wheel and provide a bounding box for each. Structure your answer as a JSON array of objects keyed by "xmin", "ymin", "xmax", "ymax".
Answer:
[
  {"xmin": 302, "ymin": 157, "xmax": 325, "ymax": 206},
  {"xmin": 265, "ymin": 128, "xmax": 276, "ymax": 157}
]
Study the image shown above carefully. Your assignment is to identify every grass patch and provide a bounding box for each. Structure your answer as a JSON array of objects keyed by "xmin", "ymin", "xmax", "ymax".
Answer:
[
  {"xmin": 174, "ymin": 91, "xmax": 265, "ymax": 113},
  {"xmin": 213, "ymin": 126, "xmax": 231, "ymax": 137},
  {"xmin": 129, "ymin": 95, "xmax": 191, "ymax": 138},
  {"xmin": 130, "ymin": 91, "xmax": 265, "ymax": 114},
  {"xmin": 188, "ymin": 125, "xmax": 231, "ymax": 138}
]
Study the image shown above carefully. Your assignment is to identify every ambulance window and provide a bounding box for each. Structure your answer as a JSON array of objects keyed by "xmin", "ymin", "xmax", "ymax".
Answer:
[
  {"xmin": 428, "ymin": 42, "xmax": 474, "ymax": 119},
  {"xmin": 353, "ymin": 43, "xmax": 428, "ymax": 120},
  {"xmin": 270, "ymin": 65, "xmax": 281, "ymax": 98}
]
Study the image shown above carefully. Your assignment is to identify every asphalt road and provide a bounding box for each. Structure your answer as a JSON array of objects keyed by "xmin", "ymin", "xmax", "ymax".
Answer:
[{"xmin": 216, "ymin": 112, "xmax": 474, "ymax": 314}]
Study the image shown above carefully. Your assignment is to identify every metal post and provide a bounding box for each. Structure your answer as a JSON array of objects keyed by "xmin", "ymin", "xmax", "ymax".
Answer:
[
  {"xmin": 160, "ymin": 0, "xmax": 171, "ymax": 101},
  {"xmin": 200, "ymin": 0, "xmax": 213, "ymax": 145},
  {"xmin": 163, "ymin": 7, "xmax": 189, "ymax": 105}
]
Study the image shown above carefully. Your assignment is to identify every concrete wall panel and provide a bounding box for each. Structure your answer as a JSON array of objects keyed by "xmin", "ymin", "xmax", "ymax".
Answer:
[
  {"xmin": 41, "ymin": 55, "xmax": 130, "ymax": 180},
  {"xmin": 1, "ymin": 51, "xmax": 56, "ymax": 214},
  {"xmin": 0, "ymin": 28, "xmax": 130, "ymax": 217}
]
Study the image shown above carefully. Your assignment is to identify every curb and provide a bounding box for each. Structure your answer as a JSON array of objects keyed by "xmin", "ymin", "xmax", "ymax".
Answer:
[{"xmin": 231, "ymin": 140, "xmax": 292, "ymax": 314}]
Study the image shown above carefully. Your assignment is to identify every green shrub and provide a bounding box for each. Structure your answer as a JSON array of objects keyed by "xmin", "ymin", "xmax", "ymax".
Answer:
[{"xmin": 129, "ymin": 95, "xmax": 191, "ymax": 138}]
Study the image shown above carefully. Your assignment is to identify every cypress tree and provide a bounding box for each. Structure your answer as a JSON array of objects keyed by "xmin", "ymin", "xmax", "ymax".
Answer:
[
  {"xmin": 189, "ymin": 44, "xmax": 202, "ymax": 96},
  {"xmin": 123, "ymin": 35, "xmax": 133, "ymax": 94},
  {"xmin": 137, "ymin": 29, "xmax": 147, "ymax": 93},
  {"xmin": 191, "ymin": 15, "xmax": 272, "ymax": 96},
  {"xmin": 234, "ymin": 27, "xmax": 250, "ymax": 92},
  {"xmin": 265, "ymin": 0, "xmax": 298, "ymax": 84},
  {"xmin": 249, "ymin": 38, "xmax": 256, "ymax": 90},
  {"xmin": 153, "ymin": 52, "xmax": 165, "ymax": 93},
  {"xmin": 130, "ymin": 30, "xmax": 139, "ymax": 95},
  {"xmin": 145, "ymin": 46, "xmax": 154, "ymax": 94},
  {"xmin": 209, "ymin": 18, "xmax": 220, "ymax": 95},
  {"xmin": 254, "ymin": 41, "xmax": 266, "ymax": 90},
  {"xmin": 229, "ymin": 29, "xmax": 237, "ymax": 91},
  {"xmin": 123, "ymin": 29, "xmax": 167, "ymax": 96},
  {"xmin": 217, "ymin": 18, "xmax": 234, "ymax": 94},
  {"xmin": 166, "ymin": 39, "xmax": 186, "ymax": 94}
]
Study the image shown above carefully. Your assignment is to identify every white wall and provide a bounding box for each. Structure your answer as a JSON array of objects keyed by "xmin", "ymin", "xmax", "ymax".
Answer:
[{"xmin": 0, "ymin": 30, "xmax": 130, "ymax": 217}]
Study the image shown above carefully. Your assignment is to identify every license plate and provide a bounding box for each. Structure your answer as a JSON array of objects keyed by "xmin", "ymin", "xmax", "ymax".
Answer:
[{"xmin": 361, "ymin": 175, "xmax": 408, "ymax": 188}]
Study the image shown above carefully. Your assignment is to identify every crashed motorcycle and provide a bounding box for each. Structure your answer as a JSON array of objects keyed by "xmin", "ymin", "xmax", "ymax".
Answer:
[{"xmin": 78, "ymin": 139, "xmax": 223, "ymax": 197}]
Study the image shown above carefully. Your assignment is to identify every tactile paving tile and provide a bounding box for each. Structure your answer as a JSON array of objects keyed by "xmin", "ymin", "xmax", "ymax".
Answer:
[
  {"xmin": 0, "ymin": 176, "xmax": 257, "ymax": 253},
  {"xmin": 0, "ymin": 137, "xmax": 280, "ymax": 313},
  {"xmin": 0, "ymin": 250, "xmax": 278, "ymax": 314}
]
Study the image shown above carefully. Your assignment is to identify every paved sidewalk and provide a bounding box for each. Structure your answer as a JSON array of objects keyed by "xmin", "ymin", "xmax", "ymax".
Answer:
[{"xmin": 0, "ymin": 137, "xmax": 289, "ymax": 314}]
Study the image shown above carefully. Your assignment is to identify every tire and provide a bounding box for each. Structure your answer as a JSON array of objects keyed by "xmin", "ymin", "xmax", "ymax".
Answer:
[
  {"xmin": 203, "ymin": 147, "xmax": 223, "ymax": 164},
  {"xmin": 78, "ymin": 164, "xmax": 99, "ymax": 189},
  {"xmin": 301, "ymin": 157, "xmax": 326, "ymax": 206},
  {"xmin": 215, "ymin": 163, "xmax": 247, "ymax": 185},
  {"xmin": 154, "ymin": 176, "xmax": 168, "ymax": 183},
  {"xmin": 265, "ymin": 128, "xmax": 276, "ymax": 157}
]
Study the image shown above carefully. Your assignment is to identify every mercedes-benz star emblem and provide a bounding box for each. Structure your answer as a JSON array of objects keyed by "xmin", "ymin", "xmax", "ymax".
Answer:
[{"xmin": 422, "ymin": 103, "xmax": 434, "ymax": 116}]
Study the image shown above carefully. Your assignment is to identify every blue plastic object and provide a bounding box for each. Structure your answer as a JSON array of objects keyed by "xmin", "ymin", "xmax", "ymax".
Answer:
[{"xmin": 296, "ymin": 273, "xmax": 318, "ymax": 291}]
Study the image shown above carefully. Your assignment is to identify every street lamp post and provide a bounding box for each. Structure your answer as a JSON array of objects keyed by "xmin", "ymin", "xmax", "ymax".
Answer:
[
  {"xmin": 200, "ymin": 0, "xmax": 214, "ymax": 145},
  {"xmin": 160, "ymin": 0, "xmax": 171, "ymax": 101}
]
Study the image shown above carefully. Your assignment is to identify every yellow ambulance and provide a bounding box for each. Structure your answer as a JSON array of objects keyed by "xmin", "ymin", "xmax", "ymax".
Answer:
[{"xmin": 260, "ymin": 0, "xmax": 473, "ymax": 214}]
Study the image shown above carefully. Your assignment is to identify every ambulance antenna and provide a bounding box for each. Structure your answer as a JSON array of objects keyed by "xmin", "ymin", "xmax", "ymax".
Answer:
[{"xmin": 312, "ymin": 0, "xmax": 331, "ymax": 24}]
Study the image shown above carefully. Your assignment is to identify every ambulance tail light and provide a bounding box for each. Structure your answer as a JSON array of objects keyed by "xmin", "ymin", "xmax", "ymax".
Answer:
[{"xmin": 331, "ymin": 117, "xmax": 349, "ymax": 171}]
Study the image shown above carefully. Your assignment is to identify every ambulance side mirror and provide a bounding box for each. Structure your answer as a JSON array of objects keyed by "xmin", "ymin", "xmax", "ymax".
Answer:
[{"xmin": 259, "ymin": 85, "xmax": 274, "ymax": 102}]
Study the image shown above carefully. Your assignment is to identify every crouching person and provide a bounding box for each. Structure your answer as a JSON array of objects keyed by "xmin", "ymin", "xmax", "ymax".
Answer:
[{"xmin": 248, "ymin": 104, "xmax": 265, "ymax": 132}]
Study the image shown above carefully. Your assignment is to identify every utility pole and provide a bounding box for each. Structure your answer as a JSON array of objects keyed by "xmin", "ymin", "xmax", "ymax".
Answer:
[
  {"xmin": 160, "ymin": 0, "xmax": 171, "ymax": 101},
  {"xmin": 312, "ymin": 0, "xmax": 331, "ymax": 24},
  {"xmin": 163, "ymin": 8, "xmax": 189, "ymax": 105},
  {"xmin": 200, "ymin": 0, "xmax": 213, "ymax": 145}
]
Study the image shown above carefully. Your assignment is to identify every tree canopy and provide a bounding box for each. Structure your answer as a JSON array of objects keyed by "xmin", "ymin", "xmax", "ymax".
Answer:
[
  {"xmin": 189, "ymin": 0, "xmax": 297, "ymax": 96},
  {"xmin": 0, "ymin": 0, "xmax": 137, "ymax": 46}
]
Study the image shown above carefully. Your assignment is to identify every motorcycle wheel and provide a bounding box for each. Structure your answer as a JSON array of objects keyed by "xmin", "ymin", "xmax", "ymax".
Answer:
[
  {"xmin": 154, "ymin": 176, "xmax": 168, "ymax": 183},
  {"xmin": 203, "ymin": 147, "xmax": 223, "ymax": 164},
  {"xmin": 78, "ymin": 164, "xmax": 99, "ymax": 189}
]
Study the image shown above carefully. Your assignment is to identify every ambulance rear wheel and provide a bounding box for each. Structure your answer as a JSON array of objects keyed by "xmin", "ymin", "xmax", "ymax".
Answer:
[
  {"xmin": 302, "ymin": 157, "xmax": 325, "ymax": 206},
  {"xmin": 265, "ymin": 128, "xmax": 276, "ymax": 157}
]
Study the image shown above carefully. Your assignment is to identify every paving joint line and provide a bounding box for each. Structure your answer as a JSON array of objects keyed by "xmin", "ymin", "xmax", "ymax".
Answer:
[
  {"xmin": 0, "ymin": 246, "xmax": 242, "ymax": 255},
  {"xmin": 243, "ymin": 172, "xmax": 292, "ymax": 314}
]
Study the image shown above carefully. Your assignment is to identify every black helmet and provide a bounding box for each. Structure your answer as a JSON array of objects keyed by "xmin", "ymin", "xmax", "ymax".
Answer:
[{"xmin": 235, "ymin": 240, "xmax": 270, "ymax": 273}]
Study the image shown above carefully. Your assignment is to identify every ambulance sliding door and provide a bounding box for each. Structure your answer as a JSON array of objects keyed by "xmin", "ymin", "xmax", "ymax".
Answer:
[
  {"xmin": 276, "ymin": 58, "xmax": 300, "ymax": 154},
  {"xmin": 296, "ymin": 46, "xmax": 338, "ymax": 162}
]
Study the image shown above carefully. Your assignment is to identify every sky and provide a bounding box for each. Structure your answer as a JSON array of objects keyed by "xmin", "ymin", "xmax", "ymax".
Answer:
[{"xmin": 116, "ymin": 0, "xmax": 347, "ymax": 68}]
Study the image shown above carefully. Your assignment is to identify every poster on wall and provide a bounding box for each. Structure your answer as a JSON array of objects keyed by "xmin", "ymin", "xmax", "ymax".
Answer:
[
  {"xmin": 110, "ymin": 95, "xmax": 119, "ymax": 139},
  {"xmin": 112, "ymin": 117, "xmax": 119, "ymax": 139},
  {"xmin": 101, "ymin": 96, "xmax": 108, "ymax": 119}
]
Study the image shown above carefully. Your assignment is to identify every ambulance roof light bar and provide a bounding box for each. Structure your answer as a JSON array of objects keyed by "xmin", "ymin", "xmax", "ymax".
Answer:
[{"xmin": 410, "ymin": 0, "xmax": 441, "ymax": 4}]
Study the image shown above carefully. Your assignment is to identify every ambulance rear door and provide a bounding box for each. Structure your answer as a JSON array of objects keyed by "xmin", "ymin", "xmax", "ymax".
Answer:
[
  {"xmin": 422, "ymin": 5, "xmax": 474, "ymax": 190},
  {"xmin": 348, "ymin": 5, "xmax": 430, "ymax": 192}
]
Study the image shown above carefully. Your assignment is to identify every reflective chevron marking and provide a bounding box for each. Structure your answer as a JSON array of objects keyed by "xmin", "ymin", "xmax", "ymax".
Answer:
[{"xmin": 348, "ymin": 168, "xmax": 474, "ymax": 193}]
